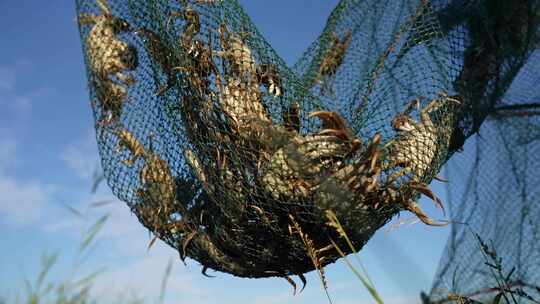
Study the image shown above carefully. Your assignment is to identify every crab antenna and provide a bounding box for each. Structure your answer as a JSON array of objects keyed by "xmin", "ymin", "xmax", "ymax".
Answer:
[{"xmin": 96, "ymin": 0, "xmax": 111, "ymax": 14}]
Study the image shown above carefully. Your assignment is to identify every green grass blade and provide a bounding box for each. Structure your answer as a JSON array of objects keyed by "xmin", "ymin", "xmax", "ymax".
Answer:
[
  {"xmin": 329, "ymin": 239, "xmax": 384, "ymax": 304},
  {"xmin": 158, "ymin": 258, "xmax": 173, "ymax": 304},
  {"xmin": 79, "ymin": 214, "xmax": 109, "ymax": 253},
  {"xmin": 36, "ymin": 253, "xmax": 58, "ymax": 294},
  {"xmin": 326, "ymin": 210, "xmax": 384, "ymax": 304}
]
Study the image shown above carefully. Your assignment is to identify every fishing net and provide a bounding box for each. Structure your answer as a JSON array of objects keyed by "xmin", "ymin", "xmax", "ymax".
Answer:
[
  {"xmin": 75, "ymin": 0, "xmax": 539, "ymax": 287},
  {"xmin": 428, "ymin": 53, "xmax": 540, "ymax": 302}
]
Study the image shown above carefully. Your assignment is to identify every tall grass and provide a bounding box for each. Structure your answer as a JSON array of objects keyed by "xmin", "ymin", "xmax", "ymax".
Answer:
[
  {"xmin": 425, "ymin": 228, "xmax": 540, "ymax": 304},
  {"xmin": 325, "ymin": 210, "xmax": 385, "ymax": 304},
  {"xmin": 6, "ymin": 212, "xmax": 171, "ymax": 304},
  {"xmin": 13, "ymin": 214, "xmax": 107, "ymax": 304}
]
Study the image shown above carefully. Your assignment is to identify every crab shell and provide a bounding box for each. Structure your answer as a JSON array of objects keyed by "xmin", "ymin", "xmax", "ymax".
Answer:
[
  {"xmin": 219, "ymin": 76, "xmax": 269, "ymax": 129},
  {"xmin": 388, "ymin": 110, "xmax": 438, "ymax": 180},
  {"xmin": 261, "ymin": 133, "xmax": 355, "ymax": 200},
  {"xmin": 139, "ymin": 153, "xmax": 176, "ymax": 208},
  {"xmin": 85, "ymin": 15, "xmax": 138, "ymax": 79},
  {"xmin": 93, "ymin": 77, "xmax": 126, "ymax": 121}
]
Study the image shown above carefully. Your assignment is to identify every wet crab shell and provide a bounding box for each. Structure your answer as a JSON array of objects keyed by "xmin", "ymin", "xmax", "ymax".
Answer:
[
  {"xmin": 114, "ymin": 129, "xmax": 145, "ymax": 164},
  {"xmin": 388, "ymin": 126, "xmax": 437, "ymax": 178},
  {"xmin": 229, "ymin": 35, "xmax": 257, "ymax": 75},
  {"xmin": 219, "ymin": 77, "xmax": 268, "ymax": 128},
  {"xmin": 318, "ymin": 30, "xmax": 352, "ymax": 78},
  {"xmin": 385, "ymin": 98, "xmax": 448, "ymax": 181},
  {"xmin": 139, "ymin": 153, "xmax": 176, "ymax": 207},
  {"xmin": 217, "ymin": 27, "xmax": 258, "ymax": 77},
  {"xmin": 260, "ymin": 133, "xmax": 355, "ymax": 200},
  {"xmin": 85, "ymin": 15, "xmax": 138, "ymax": 79}
]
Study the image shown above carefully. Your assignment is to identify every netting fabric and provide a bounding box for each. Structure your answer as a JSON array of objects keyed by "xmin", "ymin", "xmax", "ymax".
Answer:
[
  {"xmin": 75, "ymin": 0, "xmax": 539, "ymax": 284},
  {"xmin": 429, "ymin": 57, "xmax": 540, "ymax": 302}
]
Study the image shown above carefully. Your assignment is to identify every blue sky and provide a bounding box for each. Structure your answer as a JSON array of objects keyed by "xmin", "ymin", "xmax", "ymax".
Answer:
[{"xmin": 0, "ymin": 1, "xmax": 452, "ymax": 303}]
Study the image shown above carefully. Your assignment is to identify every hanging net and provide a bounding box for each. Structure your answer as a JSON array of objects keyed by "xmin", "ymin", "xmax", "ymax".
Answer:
[
  {"xmin": 428, "ymin": 54, "xmax": 540, "ymax": 302},
  {"xmin": 75, "ymin": 0, "xmax": 540, "ymax": 287}
]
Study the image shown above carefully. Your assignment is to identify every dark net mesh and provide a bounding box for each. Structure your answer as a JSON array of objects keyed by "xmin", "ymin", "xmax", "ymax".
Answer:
[
  {"xmin": 428, "ymin": 56, "xmax": 540, "ymax": 302},
  {"xmin": 75, "ymin": 0, "xmax": 540, "ymax": 287}
]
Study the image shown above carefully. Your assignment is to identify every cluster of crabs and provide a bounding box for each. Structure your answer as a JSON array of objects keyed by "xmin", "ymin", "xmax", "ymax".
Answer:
[{"xmin": 79, "ymin": 0, "xmax": 460, "ymax": 262}]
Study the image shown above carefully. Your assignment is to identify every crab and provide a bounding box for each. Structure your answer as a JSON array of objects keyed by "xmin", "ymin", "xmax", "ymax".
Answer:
[
  {"xmin": 211, "ymin": 25, "xmax": 276, "ymax": 145},
  {"xmin": 92, "ymin": 75, "xmax": 127, "ymax": 124},
  {"xmin": 375, "ymin": 93, "xmax": 461, "ymax": 226},
  {"xmin": 164, "ymin": 1, "xmax": 224, "ymax": 97},
  {"xmin": 173, "ymin": 38, "xmax": 218, "ymax": 97},
  {"xmin": 215, "ymin": 25, "xmax": 257, "ymax": 78},
  {"xmin": 282, "ymin": 103, "xmax": 301, "ymax": 133},
  {"xmin": 257, "ymin": 63, "xmax": 283, "ymax": 97},
  {"xmin": 139, "ymin": 149, "xmax": 176, "ymax": 212},
  {"xmin": 317, "ymin": 30, "xmax": 352, "ymax": 81},
  {"xmin": 79, "ymin": 0, "xmax": 138, "ymax": 85},
  {"xmin": 114, "ymin": 129, "xmax": 177, "ymax": 215},
  {"xmin": 384, "ymin": 93, "xmax": 461, "ymax": 183},
  {"xmin": 79, "ymin": 0, "xmax": 138, "ymax": 123},
  {"xmin": 261, "ymin": 111, "xmax": 361, "ymax": 200},
  {"xmin": 218, "ymin": 76, "xmax": 268, "ymax": 129},
  {"xmin": 135, "ymin": 28, "xmax": 180, "ymax": 96},
  {"xmin": 114, "ymin": 128, "xmax": 146, "ymax": 166},
  {"xmin": 168, "ymin": 3, "xmax": 201, "ymax": 48}
]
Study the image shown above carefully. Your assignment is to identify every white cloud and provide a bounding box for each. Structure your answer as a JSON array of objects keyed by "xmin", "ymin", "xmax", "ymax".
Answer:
[
  {"xmin": 60, "ymin": 130, "xmax": 100, "ymax": 181},
  {"xmin": 92, "ymin": 253, "xmax": 199, "ymax": 299},
  {"xmin": 0, "ymin": 65, "xmax": 35, "ymax": 135},
  {"xmin": 0, "ymin": 174, "xmax": 49, "ymax": 224},
  {"xmin": 0, "ymin": 138, "xmax": 52, "ymax": 225},
  {"xmin": 0, "ymin": 60, "xmax": 32, "ymax": 94},
  {"xmin": 0, "ymin": 66, "xmax": 16, "ymax": 92},
  {"xmin": 42, "ymin": 186, "xmax": 213, "ymax": 303},
  {"xmin": 0, "ymin": 137, "xmax": 16, "ymax": 171},
  {"xmin": 41, "ymin": 191, "xmax": 122, "ymax": 235},
  {"xmin": 11, "ymin": 95, "xmax": 31, "ymax": 116}
]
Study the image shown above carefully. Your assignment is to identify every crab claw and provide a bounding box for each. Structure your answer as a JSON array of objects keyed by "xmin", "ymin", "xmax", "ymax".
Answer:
[
  {"xmin": 269, "ymin": 82, "xmax": 282, "ymax": 97},
  {"xmin": 309, "ymin": 111, "xmax": 345, "ymax": 130},
  {"xmin": 309, "ymin": 111, "xmax": 356, "ymax": 141},
  {"xmin": 363, "ymin": 133, "xmax": 382, "ymax": 171},
  {"xmin": 392, "ymin": 116, "xmax": 415, "ymax": 132},
  {"xmin": 298, "ymin": 273, "xmax": 307, "ymax": 293},
  {"xmin": 181, "ymin": 230, "xmax": 198, "ymax": 262},
  {"xmin": 409, "ymin": 181, "xmax": 445, "ymax": 216},
  {"xmin": 433, "ymin": 175, "xmax": 449, "ymax": 183},
  {"xmin": 284, "ymin": 276, "xmax": 298, "ymax": 295},
  {"xmin": 365, "ymin": 133, "xmax": 381, "ymax": 155},
  {"xmin": 317, "ymin": 129, "xmax": 351, "ymax": 140},
  {"xmin": 275, "ymin": 85, "xmax": 282, "ymax": 97},
  {"xmin": 96, "ymin": 0, "xmax": 111, "ymax": 14},
  {"xmin": 202, "ymin": 266, "xmax": 215, "ymax": 277},
  {"xmin": 438, "ymin": 92, "xmax": 462, "ymax": 105},
  {"xmin": 400, "ymin": 98, "xmax": 421, "ymax": 116},
  {"xmin": 405, "ymin": 200, "xmax": 448, "ymax": 226},
  {"xmin": 283, "ymin": 103, "xmax": 301, "ymax": 133}
]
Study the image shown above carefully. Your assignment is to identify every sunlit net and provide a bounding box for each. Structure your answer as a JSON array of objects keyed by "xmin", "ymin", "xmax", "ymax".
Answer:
[{"xmin": 75, "ymin": 0, "xmax": 539, "ymax": 292}]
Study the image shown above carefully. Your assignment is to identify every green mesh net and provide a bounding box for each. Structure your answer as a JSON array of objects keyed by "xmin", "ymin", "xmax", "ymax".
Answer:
[
  {"xmin": 75, "ymin": 0, "xmax": 539, "ymax": 291},
  {"xmin": 428, "ymin": 58, "xmax": 540, "ymax": 302}
]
